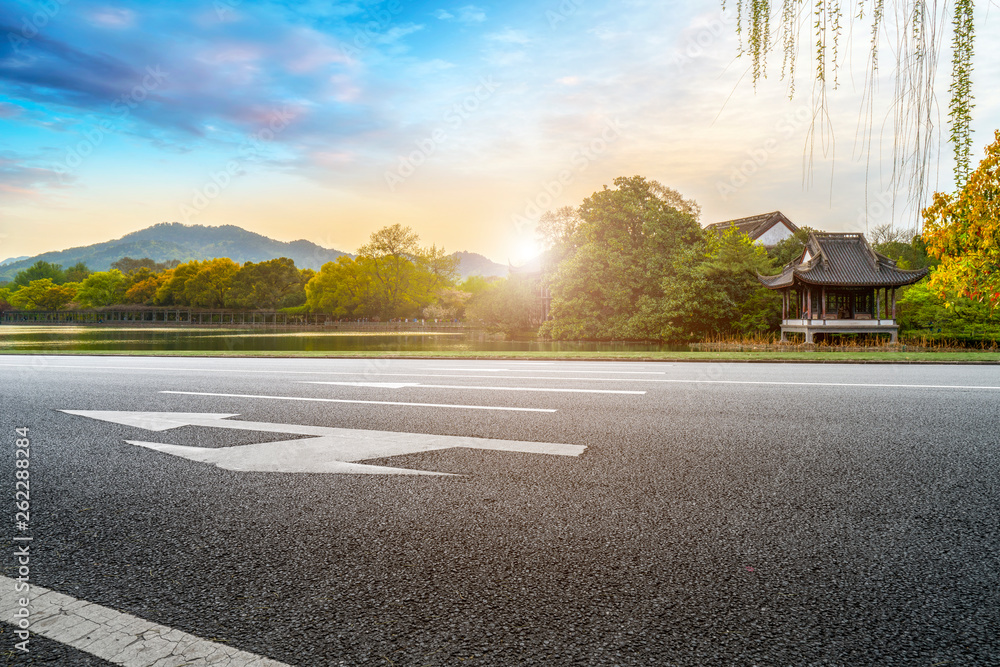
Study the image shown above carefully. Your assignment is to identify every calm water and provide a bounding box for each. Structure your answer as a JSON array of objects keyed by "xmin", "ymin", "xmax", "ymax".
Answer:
[{"xmin": 0, "ymin": 326, "xmax": 676, "ymax": 353}]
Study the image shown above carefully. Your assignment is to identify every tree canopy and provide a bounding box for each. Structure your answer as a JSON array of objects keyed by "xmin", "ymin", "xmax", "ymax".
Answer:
[{"xmin": 922, "ymin": 129, "xmax": 1000, "ymax": 307}]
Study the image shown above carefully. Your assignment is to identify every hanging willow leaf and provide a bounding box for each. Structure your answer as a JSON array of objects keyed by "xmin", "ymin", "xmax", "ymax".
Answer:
[{"xmin": 727, "ymin": 0, "xmax": 977, "ymax": 231}]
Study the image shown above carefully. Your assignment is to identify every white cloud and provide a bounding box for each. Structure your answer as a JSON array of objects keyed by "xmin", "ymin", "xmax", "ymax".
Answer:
[
  {"xmin": 488, "ymin": 28, "xmax": 530, "ymax": 45},
  {"xmin": 457, "ymin": 5, "xmax": 487, "ymax": 23},
  {"xmin": 433, "ymin": 9, "xmax": 454, "ymax": 20},
  {"xmin": 88, "ymin": 7, "xmax": 136, "ymax": 28},
  {"xmin": 377, "ymin": 23, "xmax": 425, "ymax": 45}
]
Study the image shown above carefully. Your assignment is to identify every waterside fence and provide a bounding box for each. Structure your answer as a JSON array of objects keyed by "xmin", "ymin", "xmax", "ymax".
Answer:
[{"xmin": 0, "ymin": 308, "xmax": 468, "ymax": 331}]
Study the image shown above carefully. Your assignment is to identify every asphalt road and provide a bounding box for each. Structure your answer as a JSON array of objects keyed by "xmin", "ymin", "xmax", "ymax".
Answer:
[{"xmin": 1, "ymin": 356, "xmax": 998, "ymax": 666}]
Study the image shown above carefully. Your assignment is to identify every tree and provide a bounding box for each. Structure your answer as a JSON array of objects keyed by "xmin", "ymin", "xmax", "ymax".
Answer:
[
  {"xmin": 636, "ymin": 227, "xmax": 780, "ymax": 342},
  {"xmin": 228, "ymin": 258, "xmax": 308, "ymax": 309},
  {"xmin": 459, "ymin": 275, "xmax": 496, "ymax": 296},
  {"xmin": 305, "ymin": 256, "xmax": 380, "ymax": 318},
  {"xmin": 541, "ymin": 176, "xmax": 703, "ymax": 340},
  {"xmin": 124, "ymin": 276, "xmax": 163, "ymax": 304},
  {"xmin": 767, "ymin": 226, "xmax": 817, "ymax": 267},
  {"xmin": 14, "ymin": 261, "xmax": 65, "ymax": 286},
  {"xmin": 357, "ymin": 224, "xmax": 422, "ymax": 319},
  {"xmin": 184, "ymin": 258, "xmax": 239, "ymax": 308},
  {"xmin": 922, "ymin": 129, "xmax": 1000, "ymax": 307},
  {"xmin": 9, "ymin": 279, "xmax": 76, "ymax": 310},
  {"xmin": 869, "ymin": 225, "xmax": 934, "ymax": 271},
  {"xmin": 111, "ymin": 257, "xmax": 179, "ymax": 274},
  {"xmin": 466, "ymin": 278, "xmax": 539, "ymax": 337},
  {"xmin": 64, "ymin": 262, "xmax": 91, "ymax": 283},
  {"xmin": 154, "ymin": 261, "xmax": 203, "ymax": 305},
  {"xmin": 728, "ymin": 1, "xmax": 978, "ymax": 212},
  {"xmin": 75, "ymin": 270, "xmax": 129, "ymax": 308}
]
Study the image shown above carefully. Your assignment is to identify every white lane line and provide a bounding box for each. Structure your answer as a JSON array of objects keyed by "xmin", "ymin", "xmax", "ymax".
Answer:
[
  {"xmin": 651, "ymin": 379, "xmax": 1000, "ymax": 390},
  {"xmin": 0, "ymin": 363, "xmax": 661, "ymax": 382},
  {"xmin": 5, "ymin": 363, "xmax": 1000, "ymax": 390},
  {"xmin": 298, "ymin": 381, "xmax": 645, "ymax": 395},
  {"xmin": 0, "ymin": 575, "xmax": 290, "ymax": 666},
  {"xmin": 421, "ymin": 367, "xmax": 509, "ymax": 372},
  {"xmin": 159, "ymin": 390, "xmax": 557, "ymax": 412},
  {"xmin": 421, "ymin": 367, "xmax": 666, "ymax": 375}
]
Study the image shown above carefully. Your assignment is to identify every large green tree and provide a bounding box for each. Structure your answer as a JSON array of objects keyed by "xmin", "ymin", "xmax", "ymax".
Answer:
[
  {"xmin": 656, "ymin": 227, "xmax": 781, "ymax": 342},
  {"xmin": 9, "ymin": 279, "xmax": 77, "ymax": 310},
  {"xmin": 541, "ymin": 176, "xmax": 703, "ymax": 340},
  {"xmin": 75, "ymin": 270, "xmax": 129, "ymax": 308},
  {"xmin": 356, "ymin": 224, "xmax": 423, "ymax": 318},
  {"xmin": 228, "ymin": 258, "xmax": 310, "ymax": 309},
  {"xmin": 184, "ymin": 258, "xmax": 240, "ymax": 308},
  {"xmin": 305, "ymin": 256, "xmax": 381, "ymax": 318},
  {"xmin": 14, "ymin": 261, "xmax": 65, "ymax": 286}
]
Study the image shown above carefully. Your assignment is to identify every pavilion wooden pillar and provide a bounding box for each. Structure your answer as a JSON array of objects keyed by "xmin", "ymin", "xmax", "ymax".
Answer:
[
  {"xmin": 807, "ymin": 286, "xmax": 812, "ymax": 320},
  {"xmin": 821, "ymin": 286, "xmax": 826, "ymax": 318},
  {"xmin": 891, "ymin": 288, "xmax": 897, "ymax": 319}
]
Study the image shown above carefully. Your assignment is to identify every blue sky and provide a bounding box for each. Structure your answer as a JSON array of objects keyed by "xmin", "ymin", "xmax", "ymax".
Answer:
[{"xmin": 1, "ymin": 0, "xmax": 998, "ymax": 263}]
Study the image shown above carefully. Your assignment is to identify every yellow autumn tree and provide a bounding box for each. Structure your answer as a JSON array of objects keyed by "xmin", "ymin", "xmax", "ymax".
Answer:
[{"xmin": 922, "ymin": 130, "xmax": 1000, "ymax": 307}]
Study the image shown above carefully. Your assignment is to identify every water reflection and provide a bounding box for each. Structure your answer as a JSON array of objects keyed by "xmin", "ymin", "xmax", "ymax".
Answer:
[{"xmin": 0, "ymin": 326, "xmax": 676, "ymax": 353}]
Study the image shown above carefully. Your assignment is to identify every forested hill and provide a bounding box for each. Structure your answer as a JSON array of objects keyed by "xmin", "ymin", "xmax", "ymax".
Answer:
[
  {"xmin": 0, "ymin": 222, "xmax": 348, "ymax": 281},
  {"xmin": 0, "ymin": 223, "xmax": 508, "ymax": 282}
]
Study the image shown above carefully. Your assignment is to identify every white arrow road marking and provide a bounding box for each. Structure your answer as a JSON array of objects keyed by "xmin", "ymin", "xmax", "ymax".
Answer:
[
  {"xmin": 61, "ymin": 411, "xmax": 587, "ymax": 475},
  {"xmin": 1, "ymin": 575, "xmax": 291, "ymax": 666},
  {"xmin": 299, "ymin": 381, "xmax": 645, "ymax": 395},
  {"xmin": 158, "ymin": 390, "xmax": 557, "ymax": 412}
]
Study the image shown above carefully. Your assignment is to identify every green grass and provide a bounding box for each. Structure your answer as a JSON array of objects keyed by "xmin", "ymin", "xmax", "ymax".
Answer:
[{"xmin": 1, "ymin": 348, "xmax": 998, "ymax": 363}]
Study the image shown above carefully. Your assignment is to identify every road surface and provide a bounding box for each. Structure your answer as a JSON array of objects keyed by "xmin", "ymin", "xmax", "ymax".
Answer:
[{"xmin": 1, "ymin": 356, "xmax": 998, "ymax": 665}]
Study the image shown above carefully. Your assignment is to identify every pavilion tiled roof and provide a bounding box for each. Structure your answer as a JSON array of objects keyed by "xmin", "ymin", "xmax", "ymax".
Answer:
[
  {"xmin": 758, "ymin": 232, "xmax": 929, "ymax": 288},
  {"xmin": 705, "ymin": 211, "xmax": 798, "ymax": 242}
]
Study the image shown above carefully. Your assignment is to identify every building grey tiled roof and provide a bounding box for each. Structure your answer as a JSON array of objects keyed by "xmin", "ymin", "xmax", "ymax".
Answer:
[
  {"xmin": 705, "ymin": 211, "xmax": 798, "ymax": 241},
  {"xmin": 758, "ymin": 232, "xmax": 929, "ymax": 288}
]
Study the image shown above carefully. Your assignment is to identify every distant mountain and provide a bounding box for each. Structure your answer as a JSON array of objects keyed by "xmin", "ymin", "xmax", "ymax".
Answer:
[
  {"xmin": 0, "ymin": 223, "xmax": 349, "ymax": 281},
  {"xmin": 453, "ymin": 251, "xmax": 507, "ymax": 279},
  {"xmin": 0, "ymin": 223, "xmax": 509, "ymax": 283}
]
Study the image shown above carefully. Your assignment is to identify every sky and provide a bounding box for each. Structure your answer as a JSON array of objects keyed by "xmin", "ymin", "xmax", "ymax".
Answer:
[{"xmin": 1, "ymin": 0, "xmax": 998, "ymax": 264}]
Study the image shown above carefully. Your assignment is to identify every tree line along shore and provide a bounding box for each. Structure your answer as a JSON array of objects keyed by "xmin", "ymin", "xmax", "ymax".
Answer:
[{"xmin": 2, "ymin": 132, "xmax": 998, "ymax": 345}]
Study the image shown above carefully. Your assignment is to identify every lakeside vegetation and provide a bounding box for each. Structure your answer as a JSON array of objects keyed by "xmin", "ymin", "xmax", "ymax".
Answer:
[{"xmin": 3, "ymin": 131, "xmax": 998, "ymax": 351}]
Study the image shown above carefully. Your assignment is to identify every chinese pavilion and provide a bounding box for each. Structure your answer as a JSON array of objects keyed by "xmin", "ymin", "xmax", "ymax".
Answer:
[{"xmin": 757, "ymin": 232, "xmax": 928, "ymax": 343}]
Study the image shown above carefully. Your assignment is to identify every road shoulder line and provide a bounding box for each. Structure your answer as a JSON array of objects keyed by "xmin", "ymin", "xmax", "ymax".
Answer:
[{"xmin": 1, "ymin": 575, "xmax": 291, "ymax": 666}]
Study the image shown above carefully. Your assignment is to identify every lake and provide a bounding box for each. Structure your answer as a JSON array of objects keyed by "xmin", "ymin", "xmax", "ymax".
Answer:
[{"xmin": 0, "ymin": 326, "xmax": 675, "ymax": 353}]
